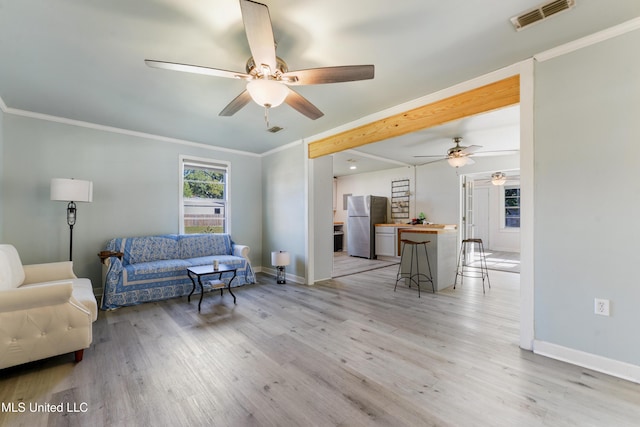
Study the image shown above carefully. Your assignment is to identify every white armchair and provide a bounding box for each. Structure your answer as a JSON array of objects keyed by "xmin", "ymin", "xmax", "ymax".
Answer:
[{"xmin": 0, "ymin": 244, "xmax": 97, "ymax": 370}]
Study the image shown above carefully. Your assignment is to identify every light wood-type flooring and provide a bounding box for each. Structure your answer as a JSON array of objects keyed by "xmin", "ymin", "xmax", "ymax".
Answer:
[
  {"xmin": 332, "ymin": 251, "xmax": 399, "ymax": 278},
  {"xmin": 467, "ymin": 250, "xmax": 520, "ymax": 274},
  {"xmin": 1, "ymin": 267, "xmax": 639, "ymax": 426}
]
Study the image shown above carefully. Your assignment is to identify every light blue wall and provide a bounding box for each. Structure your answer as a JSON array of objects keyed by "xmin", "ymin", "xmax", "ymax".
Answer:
[
  {"xmin": 261, "ymin": 143, "xmax": 307, "ymax": 282},
  {"xmin": 534, "ymin": 29, "xmax": 640, "ymax": 364},
  {"xmin": 2, "ymin": 114, "xmax": 262, "ymax": 290}
]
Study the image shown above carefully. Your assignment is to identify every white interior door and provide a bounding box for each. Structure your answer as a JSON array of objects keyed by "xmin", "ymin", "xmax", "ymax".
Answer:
[
  {"xmin": 462, "ymin": 177, "xmax": 474, "ymax": 241},
  {"xmin": 474, "ymin": 187, "xmax": 490, "ymax": 248}
]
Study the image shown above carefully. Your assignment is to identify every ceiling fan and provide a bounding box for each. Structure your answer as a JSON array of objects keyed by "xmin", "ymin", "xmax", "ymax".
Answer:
[
  {"xmin": 145, "ymin": 0, "xmax": 374, "ymax": 122},
  {"xmin": 474, "ymin": 172, "xmax": 520, "ymax": 186},
  {"xmin": 415, "ymin": 137, "xmax": 518, "ymax": 168}
]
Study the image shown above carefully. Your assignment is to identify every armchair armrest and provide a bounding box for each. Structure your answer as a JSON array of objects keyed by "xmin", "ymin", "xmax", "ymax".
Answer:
[
  {"xmin": 233, "ymin": 244, "xmax": 250, "ymax": 259},
  {"xmin": 0, "ymin": 282, "xmax": 73, "ymax": 312},
  {"xmin": 22, "ymin": 261, "xmax": 77, "ymax": 285}
]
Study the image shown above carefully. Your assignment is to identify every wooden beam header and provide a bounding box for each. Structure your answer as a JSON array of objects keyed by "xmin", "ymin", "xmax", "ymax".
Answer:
[{"xmin": 308, "ymin": 75, "xmax": 520, "ymax": 159}]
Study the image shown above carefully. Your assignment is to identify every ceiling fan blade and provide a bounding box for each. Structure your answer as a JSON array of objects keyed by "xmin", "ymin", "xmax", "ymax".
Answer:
[
  {"xmin": 219, "ymin": 90, "xmax": 252, "ymax": 116},
  {"xmin": 413, "ymin": 155, "xmax": 447, "ymax": 158},
  {"xmin": 460, "ymin": 144, "xmax": 482, "ymax": 155},
  {"xmin": 145, "ymin": 60, "xmax": 250, "ymax": 80},
  {"xmin": 464, "ymin": 157, "xmax": 476, "ymax": 165},
  {"xmin": 284, "ymin": 88, "xmax": 324, "ymax": 120},
  {"xmin": 240, "ymin": 0, "xmax": 277, "ymax": 73},
  {"xmin": 282, "ymin": 65, "xmax": 375, "ymax": 85}
]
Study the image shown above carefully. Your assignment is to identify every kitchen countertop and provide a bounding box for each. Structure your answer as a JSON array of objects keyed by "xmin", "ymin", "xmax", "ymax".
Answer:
[{"xmin": 398, "ymin": 227, "xmax": 457, "ymax": 234}]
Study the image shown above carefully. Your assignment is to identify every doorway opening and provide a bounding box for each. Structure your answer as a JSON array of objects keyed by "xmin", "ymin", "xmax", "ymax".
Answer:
[{"xmin": 460, "ymin": 169, "xmax": 521, "ymax": 274}]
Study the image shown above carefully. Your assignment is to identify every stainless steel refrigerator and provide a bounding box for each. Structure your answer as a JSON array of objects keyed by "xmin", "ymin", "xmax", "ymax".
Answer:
[{"xmin": 347, "ymin": 195, "xmax": 388, "ymax": 259}]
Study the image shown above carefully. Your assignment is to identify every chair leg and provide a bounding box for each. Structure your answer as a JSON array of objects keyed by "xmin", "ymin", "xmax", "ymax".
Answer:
[
  {"xmin": 74, "ymin": 349, "xmax": 84, "ymax": 363},
  {"xmin": 394, "ymin": 243, "xmax": 407, "ymax": 292},
  {"xmin": 396, "ymin": 240, "xmax": 433, "ymax": 297},
  {"xmin": 480, "ymin": 241, "xmax": 491, "ymax": 289},
  {"xmin": 456, "ymin": 239, "xmax": 491, "ymax": 293},
  {"xmin": 423, "ymin": 243, "xmax": 434, "ymax": 293},
  {"xmin": 454, "ymin": 245, "xmax": 464, "ymax": 289},
  {"xmin": 412, "ymin": 245, "xmax": 420, "ymax": 298}
]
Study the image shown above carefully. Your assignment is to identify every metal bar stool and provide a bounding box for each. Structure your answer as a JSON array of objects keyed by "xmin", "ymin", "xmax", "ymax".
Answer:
[
  {"xmin": 394, "ymin": 239, "xmax": 434, "ymax": 297},
  {"xmin": 454, "ymin": 238, "xmax": 491, "ymax": 293}
]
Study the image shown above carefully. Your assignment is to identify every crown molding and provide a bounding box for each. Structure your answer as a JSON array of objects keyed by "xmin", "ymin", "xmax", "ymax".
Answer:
[
  {"xmin": 535, "ymin": 16, "xmax": 640, "ymax": 62},
  {"xmin": 260, "ymin": 138, "xmax": 303, "ymax": 157},
  {"xmin": 2, "ymin": 105, "xmax": 261, "ymax": 157}
]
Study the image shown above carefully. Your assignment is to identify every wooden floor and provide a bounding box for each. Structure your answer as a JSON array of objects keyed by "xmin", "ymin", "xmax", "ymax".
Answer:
[
  {"xmin": 2, "ymin": 267, "xmax": 639, "ymax": 426},
  {"xmin": 469, "ymin": 250, "xmax": 520, "ymax": 274},
  {"xmin": 332, "ymin": 251, "xmax": 399, "ymax": 278}
]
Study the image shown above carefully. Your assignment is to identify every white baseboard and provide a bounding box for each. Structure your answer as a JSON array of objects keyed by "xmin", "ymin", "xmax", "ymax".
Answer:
[{"xmin": 533, "ymin": 340, "xmax": 640, "ymax": 384}]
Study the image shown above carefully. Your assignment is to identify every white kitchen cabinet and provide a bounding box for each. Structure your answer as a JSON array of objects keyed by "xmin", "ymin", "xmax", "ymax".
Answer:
[{"xmin": 375, "ymin": 226, "xmax": 396, "ymax": 257}]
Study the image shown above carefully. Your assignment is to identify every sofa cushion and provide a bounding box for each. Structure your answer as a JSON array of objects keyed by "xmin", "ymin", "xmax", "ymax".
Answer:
[
  {"xmin": 178, "ymin": 233, "xmax": 232, "ymax": 259},
  {"xmin": 122, "ymin": 235, "xmax": 180, "ymax": 265},
  {"xmin": 123, "ymin": 259, "xmax": 192, "ymax": 284},
  {"xmin": 0, "ymin": 245, "xmax": 26, "ymax": 290}
]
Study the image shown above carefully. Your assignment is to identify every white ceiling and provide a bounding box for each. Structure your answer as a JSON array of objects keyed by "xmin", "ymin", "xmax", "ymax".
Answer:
[{"xmin": 1, "ymin": 1, "xmax": 639, "ymax": 157}]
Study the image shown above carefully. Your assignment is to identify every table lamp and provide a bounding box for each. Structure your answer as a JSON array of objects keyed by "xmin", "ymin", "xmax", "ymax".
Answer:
[{"xmin": 271, "ymin": 251, "xmax": 290, "ymax": 284}]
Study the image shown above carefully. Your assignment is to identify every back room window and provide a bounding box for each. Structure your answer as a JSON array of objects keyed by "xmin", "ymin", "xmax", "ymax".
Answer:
[{"xmin": 504, "ymin": 186, "xmax": 520, "ymax": 228}]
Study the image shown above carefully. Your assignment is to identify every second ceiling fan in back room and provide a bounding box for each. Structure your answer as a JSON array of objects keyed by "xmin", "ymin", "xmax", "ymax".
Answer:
[
  {"xmin": 415, "ymin": 137, "xmax": 519, "ymax": 168},
  {"xmin": 145, "ymin": 0, "xmax": 374, "ymax": 126}
]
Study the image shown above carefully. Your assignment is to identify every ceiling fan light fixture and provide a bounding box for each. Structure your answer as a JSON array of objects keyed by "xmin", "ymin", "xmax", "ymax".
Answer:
[
  {"xmin": 447, "ymin": 156, "xmax": 468, "ymax": 168},
  {"xmin": 491, "ymin": 172, "xmax": 507, "ymax": 185},
  {"xmin": 246, "ymin": 78, "xmax": 288, "ymax": 108}
]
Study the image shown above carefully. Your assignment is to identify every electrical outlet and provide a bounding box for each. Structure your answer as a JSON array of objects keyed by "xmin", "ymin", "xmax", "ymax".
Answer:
[{"xmin": 594, "ymin": 298, "xmax": 610, "ymax": 316}]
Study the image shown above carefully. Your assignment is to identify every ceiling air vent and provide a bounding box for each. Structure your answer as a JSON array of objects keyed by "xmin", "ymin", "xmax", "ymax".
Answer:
[
  {"xmin": 267, "ymin": 126, "xmax": 284, "ymax": 133},
  {"xmin": 511, "ymin": 0, "xmax": 576, "ymax": 31}
]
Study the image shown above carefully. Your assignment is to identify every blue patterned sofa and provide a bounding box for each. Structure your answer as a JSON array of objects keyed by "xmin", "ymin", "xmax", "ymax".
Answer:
[{"xmin": 100, "ymin": 234, "xmax": 255, "ymax": 310}]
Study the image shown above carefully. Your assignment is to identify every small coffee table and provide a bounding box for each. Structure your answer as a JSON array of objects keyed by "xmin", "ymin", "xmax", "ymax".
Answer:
[{"xmin": 187, "ymin": 264, "xmax": 237, "ymax": 312}]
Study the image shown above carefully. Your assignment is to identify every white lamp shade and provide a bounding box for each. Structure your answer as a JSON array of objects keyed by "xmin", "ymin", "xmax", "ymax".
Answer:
[
  {"xmin": 447, "ymin": 156, "xmax": 468, "ymax": 168},
  {"xmin": 247, "ymin": 79, "xmax": 288, "ymax": 108},
  {"xmin": 491, "ymin": 172, "xmax": 507, "ymax": 186},
  {"xmin": 271, "ymin": 251, "xmax": 290, "ymax": 266},
  {"xmin": 50, "ymin": 178, "xmax": 93, "ymax": 202}
]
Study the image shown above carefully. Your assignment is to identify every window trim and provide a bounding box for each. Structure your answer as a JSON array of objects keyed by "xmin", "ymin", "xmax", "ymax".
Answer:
[
  {"xmin": 179, "ymin": 155, "xmax": 231, "ymax": 234},
  {"xmin": 501, "ymin": 184, "xmax": 520, "ymax": 230}
]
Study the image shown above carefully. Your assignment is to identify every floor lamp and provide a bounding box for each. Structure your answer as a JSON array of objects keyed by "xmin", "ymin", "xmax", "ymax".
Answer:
[{"xmin": 51, "ymin": 178, "xmax": 93, "ymax": 261}]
